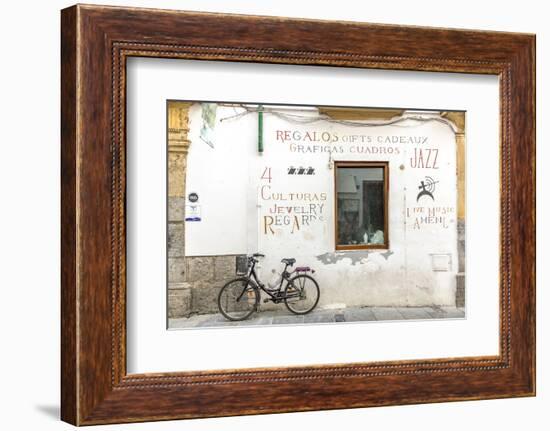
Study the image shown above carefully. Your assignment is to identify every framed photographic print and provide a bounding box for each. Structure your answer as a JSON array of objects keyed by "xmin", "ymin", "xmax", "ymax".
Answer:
[
  {"xmin": 166, "ymin": 102, "xmax": 463, "ymax": 329},
  {"xmin": 61, "ymin": 4, "xmax": 535, "ymax": 425}
]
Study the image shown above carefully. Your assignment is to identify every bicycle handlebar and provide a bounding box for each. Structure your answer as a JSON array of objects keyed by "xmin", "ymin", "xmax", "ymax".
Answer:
[{"xmin": 248, "ymin": 253, "xmax": 265, "ymax": 265}]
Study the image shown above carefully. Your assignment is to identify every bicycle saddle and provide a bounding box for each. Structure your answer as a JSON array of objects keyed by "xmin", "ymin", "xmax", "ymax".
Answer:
[{"xmin": 281, "ymin": 258, "xmax": 296, "ymax": 266}]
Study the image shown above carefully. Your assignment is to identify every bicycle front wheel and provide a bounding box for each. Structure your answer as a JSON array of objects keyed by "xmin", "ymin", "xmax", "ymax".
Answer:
[
  {"xmin": 218, "ymin": 278, "xmax": 259, "ymax": 321},
  {"xmin": 284, "ymin": 274, "xmax": 320, "ymax": 315}
]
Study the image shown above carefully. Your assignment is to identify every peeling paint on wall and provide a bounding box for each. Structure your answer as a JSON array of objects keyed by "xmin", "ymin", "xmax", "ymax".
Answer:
[{"xmin": 316, "ymin": 250, "xmax": 394, "ymax": 265}]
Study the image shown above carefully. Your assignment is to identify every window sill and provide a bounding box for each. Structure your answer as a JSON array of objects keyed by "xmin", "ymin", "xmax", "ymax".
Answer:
[{"xmin": 335, "ymin": 245, "xmax": 389, "ymax": 252}]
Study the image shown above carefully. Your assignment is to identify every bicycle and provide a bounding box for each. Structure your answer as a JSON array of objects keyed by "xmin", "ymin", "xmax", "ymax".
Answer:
[{"xmin": 217, "ymin": 253, "xmax": 320, "ymax": 321}]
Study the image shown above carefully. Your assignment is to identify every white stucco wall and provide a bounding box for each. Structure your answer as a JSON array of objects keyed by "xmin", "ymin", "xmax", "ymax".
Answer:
[{"xmin": 184, "ymin": 105, "xmax": 460, "ymax": 307}]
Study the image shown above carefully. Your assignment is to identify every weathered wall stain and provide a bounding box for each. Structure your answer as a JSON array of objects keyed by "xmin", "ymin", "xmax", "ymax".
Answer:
[
  {"xmin": 316, "ymin": 250, "xmax": 394, "ymax": 265},
  {"xmin": 380, "ymin": 250, "xmax": 394, "ymax": 260}
]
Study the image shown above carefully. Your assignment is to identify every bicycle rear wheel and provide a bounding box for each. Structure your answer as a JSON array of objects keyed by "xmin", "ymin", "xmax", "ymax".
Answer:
[
  {"xmin": 284, "ymin": 274, "xmax": 320, "ymax": 315},
  {"xmin": 218, "ymin": 278, "xmax": 259, "ymax": 321}
]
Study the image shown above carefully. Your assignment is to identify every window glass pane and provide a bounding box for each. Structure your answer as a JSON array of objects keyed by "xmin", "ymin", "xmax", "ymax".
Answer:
[{"xmin": 336, "ymin": 166, "xmax": 385, "ymax": 247}]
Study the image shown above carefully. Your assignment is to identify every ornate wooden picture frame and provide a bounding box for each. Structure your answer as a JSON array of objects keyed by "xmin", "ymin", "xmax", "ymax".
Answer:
[{"xmin": 61, "ymin": 4, "xmax": 535, "ymax": 425}]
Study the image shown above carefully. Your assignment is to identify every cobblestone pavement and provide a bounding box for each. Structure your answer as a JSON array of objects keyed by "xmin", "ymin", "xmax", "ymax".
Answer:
[{"xmin": 168, "ymin": 305, "xmax": 465, "ymax": 329}]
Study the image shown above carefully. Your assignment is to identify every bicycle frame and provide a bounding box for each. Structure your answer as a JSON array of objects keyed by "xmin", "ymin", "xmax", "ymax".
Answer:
[
  {"xmin": 222, "ymin": 255, "xmax": 319, "ymax": 319},
  {"xmin": 247, "ymin": 259, "xmax": 293, "ymax": 301}
]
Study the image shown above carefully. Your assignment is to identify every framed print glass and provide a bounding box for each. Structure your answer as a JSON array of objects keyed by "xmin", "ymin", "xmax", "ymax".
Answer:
[
  {"xmin": 61, "ymin": 4, "xmax": 535, "ymax": 425},
  {"xmin": 126, "ymin": 59, "xmax": 498, "ymax": 374}
]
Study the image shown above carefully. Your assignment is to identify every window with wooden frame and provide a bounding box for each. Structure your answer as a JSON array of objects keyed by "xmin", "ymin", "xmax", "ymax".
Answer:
[{"xmin": 334, "ymin": 161, "xmax": 389, "ymax": 250}]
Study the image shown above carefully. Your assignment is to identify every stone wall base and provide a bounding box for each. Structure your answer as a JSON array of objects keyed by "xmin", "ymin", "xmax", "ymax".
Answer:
[
  {"xmin": 168, "ymin": 254, "xmax": 245, "ymax": 318},
  {"xmin": 455, "ymin": 273, "xmax": 465, "ymax": 308},
  {"xmin": 456, "ymin": 218, "xmax": 465, "ymax": 308}
]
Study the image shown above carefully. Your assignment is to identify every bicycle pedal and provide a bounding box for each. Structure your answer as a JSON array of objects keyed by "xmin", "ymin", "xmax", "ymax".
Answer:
[{"xmin": 263, "ymin": 298, "xmax": 270, "ymax": 303}]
